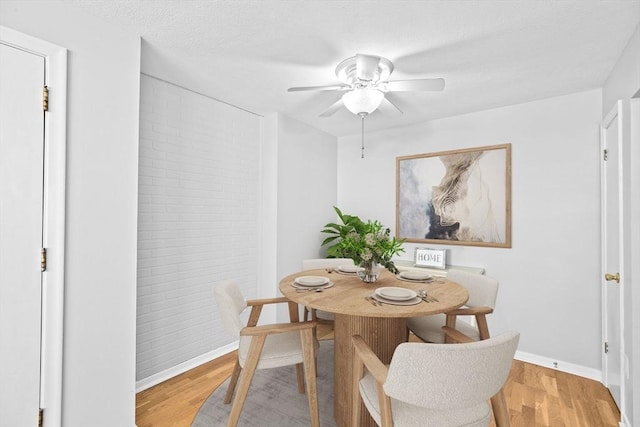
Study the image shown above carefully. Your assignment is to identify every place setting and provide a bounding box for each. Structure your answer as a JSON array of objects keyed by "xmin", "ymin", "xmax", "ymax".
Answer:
[
  {"xmin": 395, "ymin": 270, "xmax": 439, "ymax": 283},
  {"xmin": 367, "ymin": 287, "xmax": 422, "ymax": 306},
  {"xmin": 332, "ymin": 264, "xmax": 360, "ymax": 276},
  {"xmin": 291, "ymin": 275, "xmax": 334, "ymax": 292}
]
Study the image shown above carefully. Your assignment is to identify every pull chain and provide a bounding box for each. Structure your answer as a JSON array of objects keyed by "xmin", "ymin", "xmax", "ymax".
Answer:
[{"xmin": 360, "ymin": 113, "xmax": 365, "ymax": 159}]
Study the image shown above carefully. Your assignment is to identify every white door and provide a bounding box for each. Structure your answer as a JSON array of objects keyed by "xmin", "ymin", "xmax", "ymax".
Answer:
[
  {"xmin": 600, "ymin": 100, "xmax": 630, "ymax": 418},
  {"xmin": 0, "ymin": 42, "xmax": 45, "ymax": 426}
]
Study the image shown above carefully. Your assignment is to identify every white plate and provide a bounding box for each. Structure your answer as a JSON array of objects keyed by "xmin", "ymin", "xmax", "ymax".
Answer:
[
  {"xmin": 400, "ymin": 271, "xmax": 432, "ymax": 281},
  {"xmin": 294, "ymin": 276, "xmax": 329, "ymax": 287},
  {"xmin": 338, "ymin": 265, "xmax": 359, "ymax": 273},
  {"xmin": 375, "ymin": 287, "xmax": 417, "ymax": 301},
  {"xmin": 371, "ymin": 294, "xmax": 421, "ymax": 306},
  {"xmin": 291, "ymin": 281, "xmax": 334, "ymax": 290}
]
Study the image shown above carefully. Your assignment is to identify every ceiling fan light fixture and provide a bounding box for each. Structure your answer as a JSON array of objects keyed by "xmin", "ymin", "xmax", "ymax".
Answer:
[
  {"xmin": 287, "ymin": 53, "xmax": 444, "ymax": 119},
  {"xmin": 342, "ymin": 88, "xmax": 384, "ymax": 115}
]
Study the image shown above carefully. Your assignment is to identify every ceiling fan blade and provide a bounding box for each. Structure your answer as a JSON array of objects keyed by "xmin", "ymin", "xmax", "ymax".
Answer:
[
  {"xmin": 384, "ymin": 78, "xmax": 445, "ymax": 92},
  {"xmin": 378, "ymin": 95, "xmax": 403, "ymax": 115},
  {"xmin": 319, "ymin": 99, "xmax": 344, "ymax": 117},
  {"xmin": 356, "ymin": 54, "xmax": 381, "ymax": 81},
  {"xmin": 288, "ymin": 84, "xmax": 349, "ymax": 92}
]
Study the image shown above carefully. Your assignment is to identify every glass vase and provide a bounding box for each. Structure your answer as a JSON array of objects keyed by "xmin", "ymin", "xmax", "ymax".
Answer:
[{"xmin": 357, "ymin": 260, "xmax": 381, "ymax": 283}]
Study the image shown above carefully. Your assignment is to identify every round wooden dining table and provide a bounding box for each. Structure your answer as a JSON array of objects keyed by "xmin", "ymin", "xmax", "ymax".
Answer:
[{"xmin": 279, "ymin": 268, "xmax": 469, "ymax": 427}]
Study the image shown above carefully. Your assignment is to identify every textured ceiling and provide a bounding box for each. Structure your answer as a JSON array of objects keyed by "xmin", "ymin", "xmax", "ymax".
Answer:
[{"xmin": 67, "ymin": 0, "xmax": 640, "ymax": 137}]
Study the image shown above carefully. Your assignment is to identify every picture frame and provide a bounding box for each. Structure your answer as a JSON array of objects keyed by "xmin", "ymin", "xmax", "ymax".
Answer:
[
  {"xmin": 414, "ymin": 247, "xmax": 447, "ymax": 269},
  {"xmin": 396, "ymin": 143, "xmax": 511, "ymax": 248}
]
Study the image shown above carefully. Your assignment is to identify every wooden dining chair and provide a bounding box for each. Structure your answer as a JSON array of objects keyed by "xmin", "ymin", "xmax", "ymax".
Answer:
[
  {"xmin": 351, "ymin": 328, "xmax": 519, "ymax": 427},
  {"xmin": 407, "ymin": 269, "xmax": 499, "ymax": 343},
  {"xmin": 301, "ymin": 258, "xmax": 354, "ymax": 323},
  {"xmin": 214, "ymin": 280, "xmax": 320, "ymax": 427}
]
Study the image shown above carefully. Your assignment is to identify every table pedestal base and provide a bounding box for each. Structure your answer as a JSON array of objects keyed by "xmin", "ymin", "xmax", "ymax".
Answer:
[{"xmin": 333, "ymin": 314, "xmax": 408, "ymax": 427}]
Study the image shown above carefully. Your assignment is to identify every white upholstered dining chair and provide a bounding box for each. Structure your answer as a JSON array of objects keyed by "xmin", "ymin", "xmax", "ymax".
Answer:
[
  {"xmin": 407, "ymin": 269, "xmax": 499, "ymax": 343},
  {"xmin": 214, "ymin": 280, "xmax": 320, "ymax": 427},
  {"xmin": 301, "ymin": 258, "xmax": 354, "ymax": 323},
  {"xmin": 352, "ymin": 328, "xmax": 519, "ymax": 427}
]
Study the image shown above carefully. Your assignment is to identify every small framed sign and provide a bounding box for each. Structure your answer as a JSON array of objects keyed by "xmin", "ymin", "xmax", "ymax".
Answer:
[{"xmin": 414, "ymin": 247, "xmax": 447, "ymax": 269}]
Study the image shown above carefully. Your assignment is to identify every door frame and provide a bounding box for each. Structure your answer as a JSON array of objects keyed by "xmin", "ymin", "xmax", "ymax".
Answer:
[
  {"xmin": 0, "ymin": 26, "xmax": 67, "ymax": 427},
  {"xmin": 630, "ymin": 97, "xmax": 640, "ymax": 427},
  {"xmin": 600, "ymin": 99, "xmax": 630, "ymax": 425}
]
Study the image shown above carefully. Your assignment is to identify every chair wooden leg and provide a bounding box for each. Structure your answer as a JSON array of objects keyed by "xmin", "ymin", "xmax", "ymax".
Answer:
[
  {"xmin": 351, "ymin": 347, "xmax": 364, "ymax": 427},
  {"xmin": 223, "ymin": 359, "xmax": 242, "ymax": 404},
  {"xmin": 491, "ymin": 388, "xmax": 510, "ymax": 427},
  {"xmin": 301, "ymin": 328, "xmax": 320, "ymax": 427},
  {"xmin": 303, "ymin": 307, "xmax": 319, "ymax": 322},
  {"xmin": 226, "ymin": 335, "xmax": 266, "ymax": 427},
  {"xmin": 378, "ymin": 386, "xmax": 393, "ymax": 427},
  {"xmin": 313, "ymin": 327, "xmax": 319, "ymax": 377},
  {"xmin": 296, "ymin": 363, "xmax": 305, "ymax": 393},
  {"xmin": 445, "ymin": 314, "xmax": 458, "ymax": 344},
  {"xmin": 288, "ymin": 301, "xmax": 300, "ymax": 322},
  {"xmin": 289, "ymin": 299, "xmax": 307, "ymax": 389},
  {"xmin": 476, "ymin": 314, "xmax": 491, "ymax": 340}
]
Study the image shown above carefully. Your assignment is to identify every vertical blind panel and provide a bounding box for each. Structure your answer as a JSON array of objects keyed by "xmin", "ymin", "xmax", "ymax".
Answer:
[{"xmin": 136, "ymin": 75, "xmax": 260, "ymax": 381}]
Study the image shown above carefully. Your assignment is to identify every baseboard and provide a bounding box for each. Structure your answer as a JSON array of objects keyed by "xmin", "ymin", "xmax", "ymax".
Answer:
[
  {"xmin": 515, "ymin": 350, "xmax": 602, "ymax": 382},
  {"xmin": 620, "ymin": 412, "xmax": 630, "ymax": 427},
  {"xmin": 136, "ymin": 341, "xmax": 238, "ymax": 393}
]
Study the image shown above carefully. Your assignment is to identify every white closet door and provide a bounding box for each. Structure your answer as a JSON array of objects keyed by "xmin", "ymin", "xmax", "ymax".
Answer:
[{"xmin": 0, "ymin": 42, "xmax": 45, "ymax": 427}]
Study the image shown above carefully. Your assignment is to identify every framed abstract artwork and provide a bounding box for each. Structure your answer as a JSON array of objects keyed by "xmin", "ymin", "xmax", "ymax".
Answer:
[{"xmin": 396, "ymin": 144, "xmax": 511, "ymax": 248}]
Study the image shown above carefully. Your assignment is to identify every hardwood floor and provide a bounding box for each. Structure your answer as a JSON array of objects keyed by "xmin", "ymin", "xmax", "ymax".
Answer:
[
  {"xmin": 135, "ymin": 325, "xmax": 619, "ymax": 427},
  {"xmin": 502, "ymin": 360, "xmax": 619, "ymax": 426}
]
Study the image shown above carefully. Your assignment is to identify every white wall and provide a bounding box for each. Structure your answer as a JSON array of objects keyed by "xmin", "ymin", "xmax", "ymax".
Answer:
[
  {"xmin": 137, "ymin": 75, "xmax": 261, "ymax": 382},
  {"xmin": 0, "ymin": 2, "xmax": 140, "ymax": 426},
  {"xmin": 276, "ymin": 114, "xmax": 338, "ymax": 276},
  {"xmin": 603, "ymin": 24, "xmax": 640, "ymax": 114},
  {"xmin": 274, "ymin": 114, "xmax": 338, "ymax": 320},
  {"xmin": 338, "ymin": 90, "xmax": 603, "ymax": 374}
]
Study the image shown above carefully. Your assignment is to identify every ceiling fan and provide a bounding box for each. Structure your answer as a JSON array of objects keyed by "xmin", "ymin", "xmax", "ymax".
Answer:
[{"xmin": 287, "ymin": 53, "xmax": 445, "ymax": 117}]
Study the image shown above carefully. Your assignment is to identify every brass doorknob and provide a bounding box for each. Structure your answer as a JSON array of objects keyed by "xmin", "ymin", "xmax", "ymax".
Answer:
[{"xmin": 605, "ymin": 272, "xmax": 620, "ymax": 283}]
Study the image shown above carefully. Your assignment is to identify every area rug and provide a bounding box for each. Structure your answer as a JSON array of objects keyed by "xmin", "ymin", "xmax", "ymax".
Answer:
[{"xmin": 192, "ymin": 340, "xmax": 338, "ymax": 426}]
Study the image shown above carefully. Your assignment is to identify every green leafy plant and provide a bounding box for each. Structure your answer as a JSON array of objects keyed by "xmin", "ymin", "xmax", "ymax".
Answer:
[{"xmin": 321, "ymin": 206, "xmax": 405, "ymax": 274}]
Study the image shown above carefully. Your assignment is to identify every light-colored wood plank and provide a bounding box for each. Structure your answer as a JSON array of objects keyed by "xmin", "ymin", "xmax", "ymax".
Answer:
[{"xmin": 135, "ymin": 350, "xmax": 237, "ymax": 427}]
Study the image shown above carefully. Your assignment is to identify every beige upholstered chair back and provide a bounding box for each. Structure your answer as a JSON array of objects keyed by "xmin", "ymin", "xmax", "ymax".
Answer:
[
  {"xmin": 384, "ymin": 330, "xmax": 519, "ymax": 409},
  {"xmin": 302, "ymin": 258, "xmax": 354, "ymax": 270},
  {"xmin": 213, "ymin": 280, "xmax": 247, "ymax": 336},
  {"xmin": 447, "ymin": 269, "xmax": 499, "ymax": 309}
]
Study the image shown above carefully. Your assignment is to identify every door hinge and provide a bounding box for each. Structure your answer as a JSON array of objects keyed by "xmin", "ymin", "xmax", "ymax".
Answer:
[
  {"xmin": 604, "ymin": 342, "xmax": 609, "ymax": 354},
  {"xmin": 39, "ymin": 408, "xmax": 44, "ymax": 427},
  {"xmin": 42, "ymin": 85, "xmax": 49, "ymax": 112},
  {"xmin": 41, "ymin": 248, "xmax": 47, "ymax": 272},
  {"xmin": 603, "ymin": 149, "xmax": 608, "ymax": 161},
  {"xmin": 605, "ymin": 272, "xmax": 620, "ymax": 283}
]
